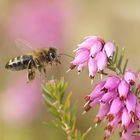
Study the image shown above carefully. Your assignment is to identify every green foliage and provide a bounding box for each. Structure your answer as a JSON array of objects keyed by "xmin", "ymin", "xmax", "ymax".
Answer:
[
  {"xmin": 42, "ymin": 78, "xmax": 91, "ymax": 140},
  {"xmin": 107, "ymin": 46, "xmax": 128, "ymax": 75}
]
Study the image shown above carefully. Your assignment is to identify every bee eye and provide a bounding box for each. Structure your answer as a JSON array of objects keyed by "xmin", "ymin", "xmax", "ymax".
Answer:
[{"xmin": 50, "ymin": 52, "xmax": 56, "ymax": 59}]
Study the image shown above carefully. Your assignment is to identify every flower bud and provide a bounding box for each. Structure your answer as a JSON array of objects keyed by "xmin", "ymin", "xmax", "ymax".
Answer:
[
  {"xmin": 103, "ymin": 76, "xmax": 120, "ymax": 90},
  {"xmin": 104, "ymin": 42, "xmax": 115, "ymax": 58},
  {"xmin": 88, "ymin": 58, "xmax": 97, "ymax": 79},
  {"xmin": 118, "ymin": 80, "xmax": 129, "ymax": 100},
  {"xmin": 71, "ymin": 50, "xmax": 89, "ymax": 65},
  {"xmin": 124, "ymin": 70, "xmax": 137, "ymax": 85},
  {"xmin": 96, "ymin": 52, "xmax": 107, "ymax": 71},
  {"xmin": 90, "ymin": 41, "xmax": 102, "ymax": 58}
]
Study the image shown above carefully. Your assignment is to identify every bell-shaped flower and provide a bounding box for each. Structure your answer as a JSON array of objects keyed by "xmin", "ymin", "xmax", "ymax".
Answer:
[
  {"xmin": 118, "ymin": 80, "xmax": 129, "ymax": 100},
  {"xmin": 96, "ymin": 52, "xmax": 107, "ymax": 71},
  {"xmin": 121, "ymin": 108, "xmax": 131, "ymax": 132},
  {"xmin": 107, "ymin": 97, "xmax": 122, "ymax": 121},
  {"xmin": 104, "ymin": 42, "xmax": 115, "ymax": 58},
  {"xmin": 88, "ymin": 58, "xmax": 97, "ymax": 79},
  {"xmin": 71, "ymin": 49, "xmax": 90, "ymax": 66},
  {"xmin": 103, "ymin": 76, "xmax": 120, "ymax": 91},
  {"xmin": 126, "ymin": 93, "xmax": 137, "ymax": 115},
  {"xmin": 124, "ymin": 70, "xmax": 137, "ymax": 85},
  {"xmin": 95, "ymin": 103, "xmax": 110, "ymax": 123},
  {"xmin": 90, "ymin": 41, "xmax": 102, "ymax": 58}
]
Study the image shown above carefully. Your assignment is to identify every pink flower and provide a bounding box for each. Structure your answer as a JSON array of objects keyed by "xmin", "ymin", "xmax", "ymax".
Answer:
[
  {"xmin": 100, "ymin": 90, "xmax": 117, "ymax": 104},
  {"xmin": 84, "ymin": 70, "xmax": 140, "ymax": 139},
  {"xmin": 126, "ymin": 93, "xmax": 137, "ymax": 113},
  {"xmin": 121, "ymin": 108, "xmax": 131, "ymax": 132},
  {"xmin": 121, "ymin": 122, "xmax": 136, "ymax": 140},
  {"xmin": 95, "ymin": 103, "xmax": 110, "ymax": 123},
  {"xmin": 77, "ymin": 36, "xmax": 104, "ymax": 50},
  {"xmin": 104, "ymin": 42, "xmax": 115, "ymax": 58},
  {"xmin": 107, "ymin": 97, "xmax": 122, "ymax": 121},
  {"xmin": 124, "ymin": 70, "xmax": 137, "ymax": 85},
  {"xmin": 90, "ymin": 41, "xmax": 102, "ymax": 58},
  {"xmin": 103, "ymin": 75, "xmax": 120, "ymax": 90},
  {"xmin": 118, "ymin": 80, "xmax": 129, "ymax": 100},
  {"xmin": 88, "ymin": 58, "xmax": 97, "ymax": 78},
  {"xmin": 96, "ymin": 52, "xmax": 107, "ymax": 71},
  {"xmin": 71, "ymin": 50, "xmax": 90, "ymax": 66},
  {"xmin": 70, "ymin": 36, "xmax": 115, "ymax": 79}
]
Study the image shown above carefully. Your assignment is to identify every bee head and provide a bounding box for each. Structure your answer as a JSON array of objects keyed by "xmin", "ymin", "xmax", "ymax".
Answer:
[{"xmin": 46, "ymin": 48, "xmax": 61, "ymax": 64}]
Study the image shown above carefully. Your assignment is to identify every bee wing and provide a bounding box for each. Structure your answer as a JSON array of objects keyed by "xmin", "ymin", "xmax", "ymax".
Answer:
[{"xmin": 15, "ymin": 38, "xmax": 34, "ymax": 54}]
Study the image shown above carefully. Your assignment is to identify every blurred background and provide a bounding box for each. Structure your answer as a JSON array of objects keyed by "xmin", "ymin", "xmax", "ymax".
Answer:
[{"xmin": 0, "ymin": 0, "xmax": 140, "ymax": 140}]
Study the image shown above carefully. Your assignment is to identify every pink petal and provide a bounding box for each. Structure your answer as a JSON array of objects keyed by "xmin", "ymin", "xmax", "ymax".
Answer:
[
  {"xmin": 122, "ymin": 108, "xmax": 131, "ymax": 132},
  {"xmin": 90, "ymin": 81, "xmax": 106, "ymax": 100},
  {"xmin": 100, "ymin": 90, "xmax": 118, "ymax": 104},
  {"xmin": 90, "ymin": 41, "xmax": 102, "ymax": 58},
  {"xmin": 96, "ymin": 52, "xmax": 108, "ymax": 71},
  {"xmin": 118, "ymin": 80, "xmax": 129, "ymax": 100},
  {"xmin": 121, "ymin": 122, "xmax": 136, "ymax": 140},
  {"xmin": 77, "ymin": 36, "xmax": 99, "ymax": 50},
  {"xmin": 89, "ymin": 96, "xmax": 102, "ymax": 107},
  {"xmin": 88, "ymin": 58, "xmax": 97, "ymax": 78},
  {"xmin": 107, "ymin": 97, "xmax": 122, "ymax": 121},
  {"xmin": 71, "ymin": 50, "xmax": 90, "ymax": 65},
  {"xmin": 104, "ymin": 42, "xmax": 115, "ymax": 58},
  {"xmin": 103, "ymin": 76, "xmax": 120, "ymax": 90},
  {"xmin": 124, "ymin": 70, "xmax": 137, "ymax": 85},
  {"xmin": 106, "ymin": 112, "xmax": 121, "ymax": 133},
  {"xmin": 77, "ymin": 62, "xmax": 87, "ymax": 72},
  {"xmin": 95, "ymin": 103, "xmax": 110, "ymax": 123},
  {"xmin": 126, "ymin": 93, "xmax": 137, "ymax": 114}
]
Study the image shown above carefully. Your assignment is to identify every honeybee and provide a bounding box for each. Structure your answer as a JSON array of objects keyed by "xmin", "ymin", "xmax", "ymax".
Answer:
[{"xmin": 5, "ymin": 40, "xmax": 61, "ymax": 82}]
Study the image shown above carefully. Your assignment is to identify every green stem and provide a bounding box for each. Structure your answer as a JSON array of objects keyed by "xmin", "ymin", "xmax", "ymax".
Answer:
[{"xmin": 42, "ymin": 79, "xmax": 91, "ymax": 140}]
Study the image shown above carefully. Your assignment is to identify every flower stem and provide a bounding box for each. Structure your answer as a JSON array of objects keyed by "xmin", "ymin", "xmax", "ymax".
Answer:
[{"xmin": 42, "ymin": 79, "xmax": 92, "ymax": 140}]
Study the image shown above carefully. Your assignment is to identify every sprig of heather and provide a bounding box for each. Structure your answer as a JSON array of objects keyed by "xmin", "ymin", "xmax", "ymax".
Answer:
[
  {"xmin": 83, "ymin": 70, "xmax": 140, "ymax": 140},
  {"xmin": 68, "ymin": 35, "xmax": 140, "ymax": 140},
  {"xmin": 69, "ymin": 36, "xmax": 128, "ymax": 78},
  {"xmin": 42, "ymin": 79, "xmax": 92, "ymax": 140}
]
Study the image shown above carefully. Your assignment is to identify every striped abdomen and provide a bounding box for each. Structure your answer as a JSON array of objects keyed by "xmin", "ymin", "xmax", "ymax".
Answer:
[{"xmin": 5, "ymin": 55, "xmax": 33, "ymax": 71}]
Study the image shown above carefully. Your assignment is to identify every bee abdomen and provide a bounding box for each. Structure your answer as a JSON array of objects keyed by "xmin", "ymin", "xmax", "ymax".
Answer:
[{"xmin": 5, "ymin": 55, "xmax": 32, "ymax": 71}]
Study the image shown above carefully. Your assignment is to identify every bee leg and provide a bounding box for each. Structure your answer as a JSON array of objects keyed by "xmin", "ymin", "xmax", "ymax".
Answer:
[
  {"xmin": 27, "ymin": 60, "xmax": 35, "ymax": 82},
  {"xmin": 34, "ymin": 58, "xmax": 42, "ymax": 76},
  {"xmin": 27, "ymin": 71, "xmax": 35, "ymax": 82}
]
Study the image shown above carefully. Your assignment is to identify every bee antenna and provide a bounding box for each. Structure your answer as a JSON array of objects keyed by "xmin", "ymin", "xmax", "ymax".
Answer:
[{"xmin": 59, "ymin": 53, "xmax": 74, "ymax": 59}]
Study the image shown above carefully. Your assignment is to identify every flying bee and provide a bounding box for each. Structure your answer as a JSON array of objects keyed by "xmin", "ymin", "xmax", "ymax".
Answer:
[{"xmin": 5, "ymin": 40, "xmax": 61, "ymax": 82}]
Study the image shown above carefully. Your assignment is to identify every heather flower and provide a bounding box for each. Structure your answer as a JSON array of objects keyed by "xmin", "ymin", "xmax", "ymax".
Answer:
[
  {"xmin": 88, "ymin": 58, "xmax": 97, "ymax": 78},
  {"xmin": 121, "ymin": 108, "xmax": 131, "ymax": 132},
  {"xmin": 107, "ymin": 97, "xmax": 122, "ymax": 121},
  {"xmin": 103, "ymin": 75, "xmax": 120, "ymax": 90},
  {"xmin": 118, "ymin": 80, "xmax": 129, "ymax": 100},
  {"xmin": 96, "ymin": 51, "xmax": 108, "ymax": 71},
  {"xmin": 104, "ymin": 42, "xmax": 115, "ymax": 58},
  {"xmin": 124, "ymin": 70, "xmax": 137, "ymax": 85},
  {"xmin": 84, "ymin": 70, "xmax": 140, "ymax": 140},
  {"xmin": 71, "ymin": 49, "xmax": 90, "ymax": 66},
  {"xmin": 70, "ymin": 36, "xmax": 115, "ymax": 79}
]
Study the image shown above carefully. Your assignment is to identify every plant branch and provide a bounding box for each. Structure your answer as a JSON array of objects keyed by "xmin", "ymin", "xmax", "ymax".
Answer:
[{"xmin": 42, "ymin": 78, "xmax": 91, "ymax": 140}]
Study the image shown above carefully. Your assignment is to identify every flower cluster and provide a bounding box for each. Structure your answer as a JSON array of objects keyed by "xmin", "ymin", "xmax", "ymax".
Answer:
[
  {"xmin": 69, "ymin": 36, "xmax": 115, "ymax": 78},
  {"xmin": 84, "ymin": 70, "xmax": 140, "ymax": 140}
]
